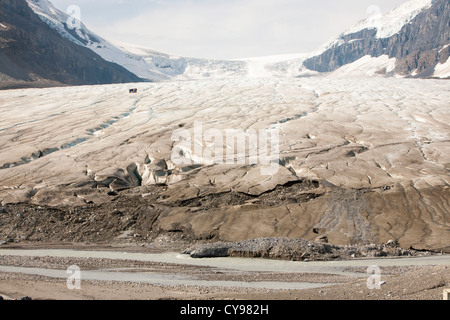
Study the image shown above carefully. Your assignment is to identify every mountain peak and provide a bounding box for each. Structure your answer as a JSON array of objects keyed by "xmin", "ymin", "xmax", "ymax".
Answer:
[
  {"xmin": 26, "ymin": 0, "xmax": 99, "ymax": 46},
  {"xmin": 302, "ymin": 0, "xmax": 449, "ymax": 78}
]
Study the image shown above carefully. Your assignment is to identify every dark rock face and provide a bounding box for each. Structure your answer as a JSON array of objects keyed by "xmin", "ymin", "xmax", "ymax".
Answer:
[
  {"xmin": 304, "ymin": 29, "xmax": 383, "ymax": 73},
  {"xmin": 0, "ymin": 0, "xmax": 142, "ymax": 88},
  {"xmin": 303, "ymin": 0, "xmax": 450, "ymax": 77}
]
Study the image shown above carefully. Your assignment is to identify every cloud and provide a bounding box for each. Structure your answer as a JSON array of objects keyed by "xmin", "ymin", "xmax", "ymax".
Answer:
[
  {"xmin": 51, "ymin": 0, "xmax": 408, "ymax": 59},
  {"xmin": 93, "ymin": 0, "xmax": 326, "ymax": 58}
]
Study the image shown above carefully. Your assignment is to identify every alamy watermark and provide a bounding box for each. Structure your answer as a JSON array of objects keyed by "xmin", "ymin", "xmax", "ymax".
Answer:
[
  {"xmin": 367, "ymin": 265, "xmax": 383, "ymax": 290},
  {"xmin": 66, "ymin": 265, "xmax": 81, "ymax": 290},
  {"xmin": 171, "ymin": 121, "xmax": 280, "ymax": 175},
  {"xmin": 366, "ymin": 4, "xmax": 382, "ymax": 17},
  {"xmin": 66, "ymin": 5, "xmax": 82, "ymax": 30},
  {"xmin": 366, "ymin": 4, "xmax": 382, "ymax": 30}
]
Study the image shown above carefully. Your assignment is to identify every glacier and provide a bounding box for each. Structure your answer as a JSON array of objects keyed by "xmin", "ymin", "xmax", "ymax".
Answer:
[
  {"xmin": 1, "ymin": 77, "xmax": 449, "ymax": 201},
  {"xmin": 3, "ymin": 0, "xmax": 447, "ymax": 250},
  {"xmin": 0, "ymin": 77, "xmax": 449, "ymax": 249}
]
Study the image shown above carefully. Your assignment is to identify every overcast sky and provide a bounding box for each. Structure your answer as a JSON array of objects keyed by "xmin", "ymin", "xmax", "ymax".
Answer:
[{"xmin": 51, "ymin": 0, "xmax": 407, "ymax": 59}]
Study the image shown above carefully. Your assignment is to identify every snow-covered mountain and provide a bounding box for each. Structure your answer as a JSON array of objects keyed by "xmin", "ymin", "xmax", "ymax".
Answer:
[
  {"xmin": 26, "ymin": 0, "xmax": 249, "ymax": 81},
  {"xmin": 0, "ymin": 0, "xmax": 141, "ymax": 89},
  {"xmin": 300, "ymin": 0, "xmax": 449, "ymax": 78},
  {"xmin": 26, "ymin": 0, "xmax": 314, "ymax": 81},
  {"xmin": 22, "ymin": 0, "xmax": 450, "ymax": 81}
]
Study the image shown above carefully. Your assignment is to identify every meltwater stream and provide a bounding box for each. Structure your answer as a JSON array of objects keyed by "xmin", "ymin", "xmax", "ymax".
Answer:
[{"xmin": 0, "ymin": 249, "xmax": 448, "ymax": 290}]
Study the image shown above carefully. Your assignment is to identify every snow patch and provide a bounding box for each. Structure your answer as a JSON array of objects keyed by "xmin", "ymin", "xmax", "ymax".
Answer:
[
  {"xmin": 438, "ymin": 44, "xmax": 450, "ymax": 53},
  {"xmin": 327, "ymin": 55, "xmax": 397, "ymax": 78},
  {"xmin": 433, "ymin": 56, "xmax": 450, "ymax": 78}
]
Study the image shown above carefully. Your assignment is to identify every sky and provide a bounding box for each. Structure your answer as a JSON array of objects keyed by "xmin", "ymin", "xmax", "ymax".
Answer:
[{"xmin": 50, "ymin": 0, "xmax": 408, "ymax": 59}]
